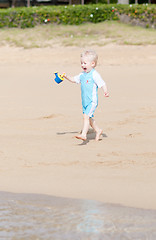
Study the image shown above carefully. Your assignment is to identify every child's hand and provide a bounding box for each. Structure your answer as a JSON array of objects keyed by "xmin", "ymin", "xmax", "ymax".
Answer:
[
  {"xmin": 104, "ymin": 92, "xmax": 109, "ymax": 97},
  {"xmin": 61, "ymin": 73, "xmax": 66, "ymax": 79}
]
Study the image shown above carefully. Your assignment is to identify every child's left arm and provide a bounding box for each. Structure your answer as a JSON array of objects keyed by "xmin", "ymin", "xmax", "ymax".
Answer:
[
  {"xmin": 101, "ymin": 84, "xmax": 109, "ymax": 97},
  {"xmin": 93, "ymin": 70, "xmax": 109, "ymax": 97}
]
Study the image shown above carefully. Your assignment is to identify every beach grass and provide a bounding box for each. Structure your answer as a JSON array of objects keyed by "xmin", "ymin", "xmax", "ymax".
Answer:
[{"xmin": 0, "ymin": 21, "xmax": 156, "ymax": 48}]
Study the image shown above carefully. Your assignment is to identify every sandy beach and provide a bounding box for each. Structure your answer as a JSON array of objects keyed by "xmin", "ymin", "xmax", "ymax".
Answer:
[{"xmin": 0, "ymin": 44, "xmax": 156, "ymax": 210}]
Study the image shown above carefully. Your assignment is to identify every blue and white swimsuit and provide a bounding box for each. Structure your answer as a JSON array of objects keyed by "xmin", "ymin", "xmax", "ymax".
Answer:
[{"xmin": 74, "ymin": 69, "xmax": 106, "ymax": 118}]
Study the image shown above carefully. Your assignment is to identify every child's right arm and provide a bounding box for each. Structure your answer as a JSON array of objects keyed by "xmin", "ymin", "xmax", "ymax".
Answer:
[{"xmin": 64, "ymin": 74, "xmax": 76, "ymax": 83}]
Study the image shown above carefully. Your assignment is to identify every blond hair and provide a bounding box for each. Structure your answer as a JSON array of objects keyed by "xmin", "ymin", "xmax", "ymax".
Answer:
[{"xmin": 81, "ymin": 50, "xmax": 98, "ymax": 67}]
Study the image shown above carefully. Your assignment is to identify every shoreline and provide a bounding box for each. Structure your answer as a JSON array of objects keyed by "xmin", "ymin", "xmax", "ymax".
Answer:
[{"xmin": 1, "ymin": 191, "xmax": 156, "ymax": 239}]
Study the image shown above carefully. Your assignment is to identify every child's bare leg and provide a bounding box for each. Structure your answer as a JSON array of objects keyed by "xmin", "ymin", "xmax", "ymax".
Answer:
[
  {"xmin": 75, "ymin": 114, "xmax": 89, "ymax": 141},
  {"xmin": 89, "ymin": 118, "xmax": 103, "ymax": 141}
]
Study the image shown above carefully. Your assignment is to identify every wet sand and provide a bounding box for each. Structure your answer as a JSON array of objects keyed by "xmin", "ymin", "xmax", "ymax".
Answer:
[
  {"xmin": 0, "ymin": 45, "xmax": 156, "ymax": 211},
  {"xmin": 1, "ymin": 191, "xmax": 156, "ymax": 240}
]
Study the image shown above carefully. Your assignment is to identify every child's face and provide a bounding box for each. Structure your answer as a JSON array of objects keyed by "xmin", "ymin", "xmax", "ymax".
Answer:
[{"xmin": 81, "ymin": 56, "xmax": 95, "ymax": 73}]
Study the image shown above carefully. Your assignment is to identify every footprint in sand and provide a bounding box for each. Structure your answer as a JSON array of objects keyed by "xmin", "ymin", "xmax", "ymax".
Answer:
[
  {"xmin": 126, "ymin": 132, "xmax": 142, "ymax": 138},
  {"xmin": 38, "ymin": 114, "xmax": 63, "ymax": 120}
]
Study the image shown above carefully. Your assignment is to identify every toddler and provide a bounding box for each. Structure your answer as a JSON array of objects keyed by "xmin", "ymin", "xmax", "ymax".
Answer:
[{"xmin": 64, "ymin": 50, "xmax": 109, "ymax": 141}]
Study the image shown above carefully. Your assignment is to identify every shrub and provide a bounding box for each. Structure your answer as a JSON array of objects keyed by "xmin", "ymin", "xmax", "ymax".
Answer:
[
  {"xmin": 0, "ymin": 4, "xmax": 155, "ymax": 28},
  {"xmin": 117, "ymin": 4, "xmax": 156, "ymax": 27}
]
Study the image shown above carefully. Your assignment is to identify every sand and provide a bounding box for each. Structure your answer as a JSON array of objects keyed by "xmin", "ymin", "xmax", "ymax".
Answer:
[{"xmin": 0, "ymin": 44, "xmax": 156, "ymax": 210}]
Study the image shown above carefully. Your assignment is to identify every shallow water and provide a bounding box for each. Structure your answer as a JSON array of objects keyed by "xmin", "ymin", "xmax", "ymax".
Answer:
[{"xmin": 0, "ymin": 192, "xmax": 156, "ymax": 240}]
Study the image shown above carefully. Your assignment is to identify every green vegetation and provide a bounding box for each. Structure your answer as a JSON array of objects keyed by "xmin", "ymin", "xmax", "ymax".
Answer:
[
  {"xmin": 0, "ymin": 21, "xmax": 155, "ymax": 48},
  {"xmin": 0, "ymin": 4, "xmax": 155, "ymax": 28}
]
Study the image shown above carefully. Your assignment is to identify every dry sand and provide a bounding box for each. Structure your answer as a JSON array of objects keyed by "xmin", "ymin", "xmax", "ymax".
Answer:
[{"xmin": 0, "ymin": 44, "xmax": 156, "ymax": 210}]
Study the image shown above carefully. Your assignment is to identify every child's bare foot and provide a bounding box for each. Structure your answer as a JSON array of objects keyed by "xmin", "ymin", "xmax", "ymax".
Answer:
[
  {"xmin": 95, "ymin": 129, "xmax": 103, "ymax": 141},
  {"xmin": 75, "ymin": 134, "xmax": 86, "ymax": 141}
]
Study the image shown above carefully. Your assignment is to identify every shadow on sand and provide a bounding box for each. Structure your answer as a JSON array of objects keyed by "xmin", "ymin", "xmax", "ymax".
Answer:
[{"xmin": 57, "ymin": 130, "xmax": 107, "ymax": 145}]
